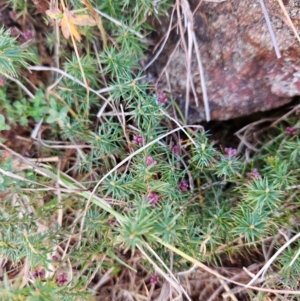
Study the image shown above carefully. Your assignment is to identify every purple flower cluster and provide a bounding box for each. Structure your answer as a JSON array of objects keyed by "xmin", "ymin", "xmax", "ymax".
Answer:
[
  {"xmin": 32, "ymin": 268, "xmax": 45, "ymax": 279},
  {"xmin": 285, "ymin": 126, "xmax": 296, "ymax": 136},
  {"xmin": 56, "ymin": 272, "xmax": 68, "ymax": 286},
  {"xmin": 132, "ymin": 134, "xmax": 143, "ymax": 146},
  {"xmin": 9, "ymin": 10, "xmax": 17, "ymax": 21},
  {"xmin": 147, "ymin": 192, "xmax": 159, "ymax": 206},
  {"xmin": 246, "ymin": 168, "xmax": 261, "ymax": 180},
  {"xmin": 9, "ymin": 27, "xmax": 20, "ymax": 37},
  {"xmin": 224, "ymin": 147, "xmax": 237, "ymax": 158},
  {"xmin": 52, "ymin": 255, "xmax": 60, "ymax": 262},
  {"xmin": 171, "ymin": 143, "xmax": 180, "ymax": 155},
  {"xmin": 150, "ymin": 274, "xmax": 160, "ymax": 285},
  {"xmin": 146, "ymin": 156, "xmax": 157, "ymax": 166},
  {"xmin": 23, "ymin": 29, "xmax": 35, "ymax": 41},
  {"xmin": 157, "ymin": 92, "xmax": 168, "ymax": 105},
  {"xmin": 0, "ymin": 78, "xmax": 6, "ymax": 87},
  {"xmin": 178, "ymin": 181, "xmax": 189, "ymax": 191},
  {"xmin": 1, "ymin": 150, "xmax": 11, "ymax": 163},
  {"xmin": 9, "ymin": 26, "xmax": 34, "ymax": 41}
]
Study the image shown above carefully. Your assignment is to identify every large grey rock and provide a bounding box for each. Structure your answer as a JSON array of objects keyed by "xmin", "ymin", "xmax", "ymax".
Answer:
[{"xmin": 147, "ymin": 0, "xmax": 300, "ymax": 122}]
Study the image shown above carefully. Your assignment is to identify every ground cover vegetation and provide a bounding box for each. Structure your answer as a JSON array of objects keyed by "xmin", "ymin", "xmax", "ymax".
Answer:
[{"xmin": 0, "ymin": 0, "xmax": 300, "ymax": 300}]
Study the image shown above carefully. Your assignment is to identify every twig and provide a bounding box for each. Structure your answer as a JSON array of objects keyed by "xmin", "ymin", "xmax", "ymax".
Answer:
[
  {"xmin": 270, "ymin": 103, "xmax": 300, "ymax": 127},
  {"xmin": 0, "ymin": 72, "xmax": 35, "ymax": 98},
  {"xmin": 144, "ymin": 6, "xmax": 176, "ymax": 70},
  {"xmin": 192, "ymin": 31, "xmax": 210, "ymax": 121},
  {"xmin": 158, "ymin": 106, "xmax": 199, "ymax": 146},
  {"xmin": 94, "ymin": 8, "xmax": 144, "ymax": 39},
  {"xmin": 92, "ymin": 267, "xmax": 114, "ymax": 291},
  {"xmin": 156, "ymin": 0, "xmax": 210, "ymax": 121},
  {"xmin": 83, "ymin": 0, "xmax": 107, "ymax": 48},
  {"xmin": 29, "ymin": 66, "xmax": 114, "ymax": 95},
  {"xmin": 259, "ymin": 0, "xmax": 281, "ymax": 58},
  {"xmin": 209, "ymin": 264, "xmax": 263, "ymax": 301},
  {"xmin": 277, "ymin": 0, "xmax": 300, "ymax": 44},
  {"xmin": 176, "ymin": 0, "xmax": 191, "ymax": 121},
  {"xmin": 218, "ymin": 278, "xmax": 239, "ymax": 301},
  {"xmin": 60, "ymin": 0, "xmax": 90, "ymax": 116},
  {"xmin": 158, "ymin": 237, "xmax": 300, "ymax": 296},
  {"xmin": 142, "ymin": 242, "xmax": 192, "ymax": 301},
  {"xmin": 246, "ymin": 231, "xmax": 300, "ymax": 287}
]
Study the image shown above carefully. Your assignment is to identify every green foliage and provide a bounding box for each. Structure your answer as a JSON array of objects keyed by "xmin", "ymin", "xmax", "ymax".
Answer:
[
  {"xmin": 46, "ymin": 98, "xmax": 69, "ymax": 125},
  {"xmin": 7, "ymin": 89, "xmax": 48, "ymax": 125},
  {"xmin": 5, "ymin": 0, "xmax": 30, "ymax": 15},
  {"xmin": 277, "ymin": 242, "xmax": 300, "ymax": 289},
  {"xmin": 115, "ymin": 201, "xmax": 158, "ymax": 253},
  {"xmin": 191, "ymin": 134, "xmax": 217, "ymax": 168},
  {"xmin": 2, "ymin": 0, "xmax": 300, "ymax": 300},
  {"xmin": 0, "ymin": 114, "xmax": 10, "ymax": 131},
  {"xmin": 232, "ymin": 207, "xmax": 270, "ymax": 242},
  {"xmin": 100, "ymin": 47, "xmax": 138, "ymax": 78},
  {"xmin": 242, "ymin": 177, "xmax": 283, "ymax": 212},
  {"xmin": 64, "ymin": 54, "xmax": 98, "ymax": 86},
  {"xmin": 0, "ymin": 26, "xmax": 36, "ymax": 77}
]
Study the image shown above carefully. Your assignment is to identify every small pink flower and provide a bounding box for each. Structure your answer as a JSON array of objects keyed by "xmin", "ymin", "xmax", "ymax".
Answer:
[
  {"xmin": 32, "ymin": 268, "xmax": 45, "ymax": 279},
  {"xmin": 133, "ymin": 134, "xmax": 143, "ymax": 146},
  {"xmin": 1, "ymin": 150, "xmax": 11, "ymax": 163},
  {"xmin": 192, "ymin": 126, "xmax": 201, "ymax": 133},
  {"xmin": 0, "ymin": 77, "xmax": 6, "ymax": 87},
  {"xmin": 146, "ymin": 156, "xmax": 157, "ymax": 166},
  {"xmin": 56, "ymin": 272, "xmax": 68, "ymax": 286},
  {"xmin": 150, "ymin": 275, "xmax": 160, "ymax": 285},
  {"xmin": 9, "ymin": 10, "xmax": 17, "ymax": 21},
  {"xmin": 158, "ymin": 92, "xmax": 168, "ymax": 105},
  {"xmin": 178, "ymin": 181, "xmax": 189, "ymax": 191},
  {"xmin": 10, "ymin": 27, "xmax": 20, "ymax": 37},
  {"xmin": 285, "ymin": 126, "xmax": 296, "ymax": 136},
  {"xmin": 224, "ymin": 147, "xmax": 237, "ymax": 158},
  {"xmin": 171, "ymin": 144, "xmax": 180, "ymax": 155},
  {"xmin": 22, "ymin": 29, "xmax": 34, "ymax": 41},
  {"xmin": 52, "ymin": 255, "xmax": 60, "ymax": 262},
  {"xmin": 246, "ymin": 168, "xmax": 261, "ymax": 180},
  {"xmin": 147, "ymin": 192, "xmax": 159, "ymax": 206}
]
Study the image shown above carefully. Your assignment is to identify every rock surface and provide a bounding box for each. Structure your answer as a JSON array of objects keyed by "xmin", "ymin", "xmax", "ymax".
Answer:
[{"xmin": 147, "ymin": 0, "xmax": 300, "ymax": 122}]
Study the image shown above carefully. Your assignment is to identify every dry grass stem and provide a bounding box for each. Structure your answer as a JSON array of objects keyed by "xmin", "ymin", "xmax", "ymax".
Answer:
[
  {"xmin": 192, "ymin": 31, "xmax": 210, "ymax": 121},
  {"xmin": 144, "ymin": 6, "xmax": 176, "ymax": 71},
  {"xmin": 141, "ymin": 243, "xmax": 192, "ymax": 301},
  {"xmin": 94, "ymin": 8, "xmax": 144, "ymax": 39},
  {"xmin": 270, "ymin": 103, "xmax": 300, "ymax": 127},
  {"xmin": 0, "ymin": 72, "xmax": 35, "ymax": 98},
  {"xmin": 246, "ymin": 231, "xmax": 300, "ymax": 288},
  {"xmin": 259, "ymin": 0, "xmax": 281, "ymax": 58},
  {"xmin": 277, "ymin": 0, "xmax": 300, "ymax": 44}
]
